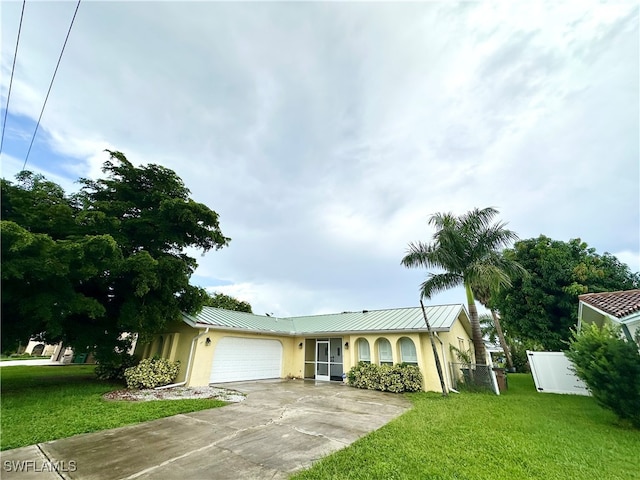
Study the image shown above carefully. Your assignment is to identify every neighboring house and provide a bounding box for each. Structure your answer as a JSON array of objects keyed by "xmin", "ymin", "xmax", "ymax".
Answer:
[
  {"xmin": 529, "ymin": 288, "xmax": 640, "ymax": 395},
  {"xmin": 24, "ymin": 340, "xmax": 74, "ymax": 362},
  {"xmin": 24, "ymin": 340, "xmax": 60, "ymax": 357},
  {"xmin": 578, "ymin": 289, "xmax": 640, "ymax": 344},
  {"xmin": 135, "ymin": 304, "xmax": 473, "ymax": 392}
]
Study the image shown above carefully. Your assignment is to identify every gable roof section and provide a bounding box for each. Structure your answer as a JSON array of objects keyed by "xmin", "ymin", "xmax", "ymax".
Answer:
[
  {"xmin": 182, "ymin": 308, "xmax": 295, "ymax": 334},
  {"xmin": 579, "ymin": 289, "xmax": 640, "ymax": 320},
  {"xmin": 289, "ymin": 304, "xmax": 467, "ymax": 334},
  {"xmin": 183, "ymin": 304, "xmax": 469, "ymax": 336}
]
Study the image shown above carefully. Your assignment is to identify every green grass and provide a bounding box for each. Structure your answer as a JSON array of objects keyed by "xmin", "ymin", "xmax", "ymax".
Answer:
[
  {"xmin": 0, "ymin": 365, "xmax": 225, "ymax": 450},
  {"xmin": 292, "ymin": 374, "xmax": 640, "ymax": 480},
  {"xmin": 0, "ymin": 355, "xmax": 50, "ymax": 361}
]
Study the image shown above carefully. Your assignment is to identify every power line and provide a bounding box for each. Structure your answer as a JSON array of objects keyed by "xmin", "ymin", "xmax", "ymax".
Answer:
[
  {"xmin": 22, "ymin": 0, "xmax": 81, "ymax": 171},
  {"xmin": 0, "ymin": 0, "xmax": 26, "ymax": 157}
]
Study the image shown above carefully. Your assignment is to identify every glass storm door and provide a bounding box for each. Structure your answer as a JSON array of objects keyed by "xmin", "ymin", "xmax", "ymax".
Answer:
[{"xmin": 316, "ymin": 340, "xmax": 330, "ymax": 381}]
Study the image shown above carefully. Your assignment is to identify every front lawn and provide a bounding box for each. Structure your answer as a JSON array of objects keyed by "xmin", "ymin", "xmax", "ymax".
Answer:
[
  {"xmin": 293, "ymin": 374, "xmax": 640, "ymax": 480},
  {"xmin": 0, "ymin": 365, "xmax": 225, "ymax": 450}
]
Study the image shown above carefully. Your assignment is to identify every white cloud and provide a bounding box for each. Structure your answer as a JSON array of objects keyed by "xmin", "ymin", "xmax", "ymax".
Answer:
[{"xmin": 1, "ymin": 2, "xmax": 637, "ymax": 316}]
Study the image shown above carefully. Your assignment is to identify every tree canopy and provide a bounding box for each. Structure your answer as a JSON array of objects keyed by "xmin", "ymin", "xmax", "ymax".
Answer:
[
  {"xmin": 204, "ymin": 292, "xmax": 252, "ymax": 313},
  {"xmin": 1, "ymin": 151, "xmax": 230, "ymax": 358},
  {"xmin": 402, "ymin": 207, "xmax": 523, "ymax": 365},
  {"xmin": 492, "ymin": 235, "xmax": 640, "ymax": 351}
]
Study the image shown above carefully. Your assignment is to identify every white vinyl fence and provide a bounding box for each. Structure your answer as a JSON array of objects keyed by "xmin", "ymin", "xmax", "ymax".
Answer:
[{"xmin": 527, "ymin": 351, "xmax": 590, "ymax": 396}]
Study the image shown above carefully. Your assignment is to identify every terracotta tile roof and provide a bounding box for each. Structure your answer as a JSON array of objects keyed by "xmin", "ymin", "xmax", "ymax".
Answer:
[{"xmin": 579, "ymin": 289, "xmax": 640, "ymax": 319}]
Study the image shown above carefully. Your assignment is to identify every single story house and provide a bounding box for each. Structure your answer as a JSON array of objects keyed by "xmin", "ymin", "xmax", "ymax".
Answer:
[
  {"xmin": 578, "ymin": 289, "xmax": 640, "ymax": 344},
  {"xmin": 135, "ymin": 304, "xmax": 473, "ymax": 392}
]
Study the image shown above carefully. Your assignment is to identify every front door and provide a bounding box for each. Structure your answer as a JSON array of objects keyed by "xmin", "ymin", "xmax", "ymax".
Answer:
[{"xmin": 316, "ymin": 340, "xmax": 330, "ymax": 381}]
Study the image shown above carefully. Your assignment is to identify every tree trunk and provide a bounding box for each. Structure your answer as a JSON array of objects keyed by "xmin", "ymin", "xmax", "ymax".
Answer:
[
  {"xmin": 465, "ymin": 283, "xmax": 488, "ymax": 365},
  {"xmin": 491, "ymin": 309, "xmax": 514, "ymax": 370}
]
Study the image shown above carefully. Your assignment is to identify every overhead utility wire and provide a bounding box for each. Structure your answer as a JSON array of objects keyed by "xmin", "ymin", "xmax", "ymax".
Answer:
[
  {"xmin": 22, "ymin": 0, "xmax": 81, "ymax": 171},
  {"xmin": 0, "ymin": 0, "xmax": 26, "ymax": 157}
]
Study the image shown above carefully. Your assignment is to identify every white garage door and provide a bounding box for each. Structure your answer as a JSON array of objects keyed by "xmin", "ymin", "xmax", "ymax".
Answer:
[{"xmin": 210, "ymin": 337, "xmax": 283, "ymax": 383}]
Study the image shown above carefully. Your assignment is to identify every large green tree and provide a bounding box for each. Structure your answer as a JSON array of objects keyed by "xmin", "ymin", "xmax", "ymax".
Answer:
[
  {"xmin": 401, "ymin": 207, "xmax": 523, "ymax": 365},
  {"xmin": 492, "ymin": 236, "xmax": 639, "ymax": 351},
  {"xmin": 1, "ymin": 151, "xmax": 230, "ymax": 358},
  {"xmin": 204, "ymin": 292, "xmax": 252, "ymax": 313}
]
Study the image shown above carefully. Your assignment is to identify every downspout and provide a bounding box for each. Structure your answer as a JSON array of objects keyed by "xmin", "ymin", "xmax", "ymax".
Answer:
[
  {"xmin": 577, "ymin": 302, "xmax": 583, "ymax": 331},
  {"xmin": 155, "ymin": 327, "xmax": 209, "ymax": 390},
  {"xmin": 433, "ymin": 332, "xmax": 452, "ymax": 390}
]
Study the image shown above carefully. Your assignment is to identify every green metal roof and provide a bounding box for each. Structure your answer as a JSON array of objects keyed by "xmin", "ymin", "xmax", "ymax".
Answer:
[
  {"xmin": 183, "ymin": 304, "xmax": 469, "ymax": 336},
  {"xmin": 182, "ymin": 308, "xmax": 295, "ymax": 334}
]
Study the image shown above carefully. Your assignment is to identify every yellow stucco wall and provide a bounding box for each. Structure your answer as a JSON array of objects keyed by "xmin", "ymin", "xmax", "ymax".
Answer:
[
  {"xmin": 134, "ymin": 320, "xmax": 196, "ymax": 384},
  {"xmin": 139, "ymin": 313, "xmax": 473, "ymax": 392},
  {"xmin": 437, "ymin": 312, "xmax": 474, "ymax": 387},
  {"xmin": 347, "ymin": 332, "xmax": 438, "ymax": 391},
  {"xmin": 188, "ymin": 330, "xmax": 302, "ymax": 387}
]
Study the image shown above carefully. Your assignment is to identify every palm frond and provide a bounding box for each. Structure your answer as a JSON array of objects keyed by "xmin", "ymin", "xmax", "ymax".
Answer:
[{"xmin": 420, "ymin": 272, "xmax": 463, "ymax": 299}]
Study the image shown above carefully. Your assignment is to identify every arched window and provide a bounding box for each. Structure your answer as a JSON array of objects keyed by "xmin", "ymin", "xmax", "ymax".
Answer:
[
  {"xmin": 32, "ymin": 344, "xmax": 45, "ymax": 356},
  {"xmin": 399, "ymin": 337, "xmax": 418, "ymax": 365},
  {"xmin": 357, "ymin": 339, "xmax": 370, "ymax": 363},
  {"xmin": 377, "ymin": 338, "xmax": 393, "ymax": 365}
]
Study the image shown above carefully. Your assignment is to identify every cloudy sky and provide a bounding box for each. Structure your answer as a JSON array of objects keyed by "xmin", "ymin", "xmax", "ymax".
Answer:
[{"xmin": 1, "ymin": 1, "xmax": 638, "ymax": 317}]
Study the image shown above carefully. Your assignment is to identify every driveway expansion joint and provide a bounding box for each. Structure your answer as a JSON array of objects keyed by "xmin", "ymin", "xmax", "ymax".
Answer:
[{"xmin": 36, "ymin": 444, "xmax": 65, "ymax": 480}]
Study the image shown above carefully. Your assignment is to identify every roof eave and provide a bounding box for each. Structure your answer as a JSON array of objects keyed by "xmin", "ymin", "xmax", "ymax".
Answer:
[
  {"xmin": 189, "ymin": 320, "xmax": 451, "ymax": 336},
  {"xmin": 192, "ymin": 323, "xmax": 296, "ymax": 336},
  {"xmin": 579, "ymin": 300, "xmax": 620, "ymax": 323},
  {"xmin": 299, "ymin": 327, "xmax": 451, "ymax": 336}
]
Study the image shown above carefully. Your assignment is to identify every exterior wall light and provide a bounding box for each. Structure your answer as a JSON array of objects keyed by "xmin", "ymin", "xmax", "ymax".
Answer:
[
  {"xmin": 344, "ymin": 342, "xmax": 349, "ymax": 349},
  {"xmin": 298, "ymin": 342, "xmax": 303, "ymax": 349},
  {"xmin": 205, "ymin": 337, "xmax": 211, "ymax": 346}
]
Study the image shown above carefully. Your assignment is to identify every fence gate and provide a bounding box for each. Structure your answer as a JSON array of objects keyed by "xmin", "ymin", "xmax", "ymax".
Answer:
[{"xmin": 527, "ymin": 351, "xmax": 590, "ymax": 395}]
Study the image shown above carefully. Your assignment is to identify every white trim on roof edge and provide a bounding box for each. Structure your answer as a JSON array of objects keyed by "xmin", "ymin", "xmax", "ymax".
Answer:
[{"xmin": 190, "ymin": 323, "xmax": 452, "ymax": 336}]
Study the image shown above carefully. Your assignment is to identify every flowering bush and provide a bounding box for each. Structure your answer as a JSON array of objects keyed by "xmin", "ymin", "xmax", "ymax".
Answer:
[
  {"xmin": 396, "ymin": 363, "xmax": 424, "ymax": 392},
  {"xmin": 347, "ymin": 362, "xmax": 422, "ymax": 393},
  {"xmin": 124, "ymin": 357, "xmax": 180, "ymax": 389}
]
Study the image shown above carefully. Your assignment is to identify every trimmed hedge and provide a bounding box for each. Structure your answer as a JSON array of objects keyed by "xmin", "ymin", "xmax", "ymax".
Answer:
[
  {"xmin": 124, "ymin": 357, "xmax": 180, "ymax": 389},
  {"xmin": 347, "ymin": 362, "xmax": 423, "ymax": 393}
]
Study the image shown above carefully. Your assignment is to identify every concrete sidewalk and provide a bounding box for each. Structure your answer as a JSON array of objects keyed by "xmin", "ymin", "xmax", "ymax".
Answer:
[
  {"xmin": 1, "ymin": 380, "xmax": 411, "ymax": 479},
  {"xmin": 0, "ymin": 359, "xmax": 60, "ymax": 367}
]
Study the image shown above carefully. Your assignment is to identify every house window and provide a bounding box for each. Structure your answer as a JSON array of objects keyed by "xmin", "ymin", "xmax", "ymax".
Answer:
[
  {"xmin": 399, "ymin": 337, "xmax": 418, "ymax": 365},
  {"xmin": 377, "ymin": 338, "xmax": 393, "ymax": 365},
  {"xmin": 357, "ymin": 339, "xmax": 370, "ymax": 363}
]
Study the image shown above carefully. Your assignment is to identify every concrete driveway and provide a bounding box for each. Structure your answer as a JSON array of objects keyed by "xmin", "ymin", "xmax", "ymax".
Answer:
[{"xmin": 2, "ymin": 380, "xmax": 411, "ymax": 479}]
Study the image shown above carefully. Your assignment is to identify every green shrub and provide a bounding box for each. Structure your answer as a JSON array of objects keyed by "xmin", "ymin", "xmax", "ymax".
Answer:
[
  {"xmin": 124, "ymin": 357, "xmax": 180, "ymax": 389},
  {"xmin": 567, "ymin": 323, "xmax": 640, "ymax": 428},
  {"xmin": 95, "ymin": 353, "xmax": 139, "ymax": 383},
  {"xmin": 509, "ymin": 341, "xmax": 530, "ymax": 373},
  {"xmin": 347, "ymin": 362, "xmax": 422, "ymax": 393},
  {"xmin": 347, "ymin": 362, "xmax": 381, "ymax": 390},
  {"xmin": 396, "ymin": 363, "xmax": 423, "ymax": 392}
]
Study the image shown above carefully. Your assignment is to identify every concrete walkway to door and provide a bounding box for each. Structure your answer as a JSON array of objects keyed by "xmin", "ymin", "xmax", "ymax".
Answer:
[{"xmin": 2, "ymin": 380, "xmax": 411, "ymax": 479}]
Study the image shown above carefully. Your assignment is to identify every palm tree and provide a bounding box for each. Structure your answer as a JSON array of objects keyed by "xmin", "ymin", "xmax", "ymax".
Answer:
[
  {"xmin": 401, "ymin": 207, "xmax": 521, "ymax": 365},
  {"xmin": 474, "ymin": 282, "xmax": 514, "ymax": 370}
]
